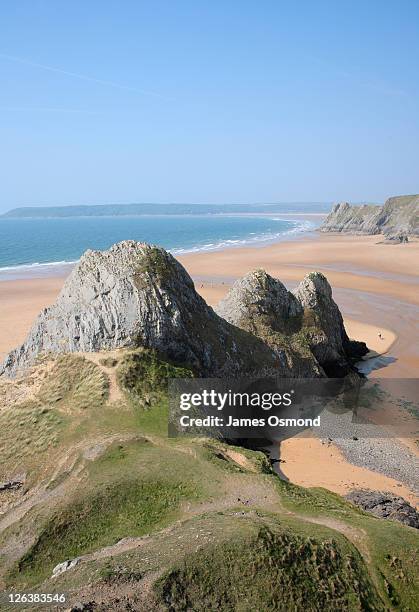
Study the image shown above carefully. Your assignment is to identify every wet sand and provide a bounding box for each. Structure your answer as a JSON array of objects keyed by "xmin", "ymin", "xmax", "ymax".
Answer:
[
  {"xmin": 179, "ymin": 234, "xmax": 419, "ymax": 307},
  {"xmin": 1, "ymin": 234, "xmax": 416, "ymax": 368},
  {"xmin": 277, "ymin": 435, "xmax": 418, "ymax": 506}
]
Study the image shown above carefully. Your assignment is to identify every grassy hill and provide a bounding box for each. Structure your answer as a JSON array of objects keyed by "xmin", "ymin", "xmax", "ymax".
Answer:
[{"xmin": 0, "ymin": 350, "xmax": 417, "ymax": 610}]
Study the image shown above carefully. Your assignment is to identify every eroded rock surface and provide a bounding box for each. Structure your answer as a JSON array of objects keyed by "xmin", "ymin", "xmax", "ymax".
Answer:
[
  {"xmin": 294, "ymin": 272, "xmax": 367, "ymax": 374},
  {"xmin": 52, "ymin": 557, "xmax": 80, "ymax": 578},
  {"xmin": 216, "ymin": 270, "xmax": 367, "ymax": 377},
  {"xmin": 346, "ymin": 490, "xmax": 419, "ymax": 529},
  {"xmin": 320, "ymin": 194, "xmax": 419, "ymax": 236},
  {"xmin": 1, "ymin": 242, "xmax": 280, "ymax": 379},
  {"xmin": 1, "ymin": 242, "xmax": 366, "ymax": 380}
]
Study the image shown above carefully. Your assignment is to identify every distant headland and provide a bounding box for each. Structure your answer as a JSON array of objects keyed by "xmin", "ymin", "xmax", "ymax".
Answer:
[
  {"xmin": 1, "ymin": 202, "xmax": 331, "ymax": 218},
  {"xmin": 320, "ymin": 194, "xmax": 418, "ymax": 238}
]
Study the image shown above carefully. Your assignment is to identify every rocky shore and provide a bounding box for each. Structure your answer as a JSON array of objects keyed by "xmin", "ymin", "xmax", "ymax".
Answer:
[{"xmin": 320, "ymin": 193, "xmax": 418, "ymax": 238}]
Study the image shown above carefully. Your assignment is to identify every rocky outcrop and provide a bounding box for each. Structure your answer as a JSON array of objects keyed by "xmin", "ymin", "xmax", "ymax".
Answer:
[
  {"xmin": 320, "ymin": 194, "xmax": 419, "ymax": 237},
  {"xmin": 346, "ymin": 490, "xmax": 419, "ymax": 529},
  {"xmin": 1, "ymin": 242, "xmax": 366, "ymax": 380},
  {"xmin": 216, "ymin": 269, "xmax": 303, "ymax": 329},
  {"xmin": 215, "ymin": 270, "xmax": 322, "ymax": 377},
  {"xmin": 294, "ymin": 272, "xmax": 367, "ymax": 375},
  {"xmin": 0, "ymin": 479, "xmax": 24, "ymax": 492},
  {"xmin": 216, "ymin": 270, "xmax": 367, "ymax": 377},
  {"xmin": 1, "ymin": 242, "xmax": 281, "ymax": 379},
  {"xmin": 52, "ymin": 557, "xmax": 80, "ymax": 578},
  {"xmin": 320, "ymin": 202, "xmax": 381, "ymax": 234},
  {"xmin": 381, "ymin": 233, "xmax": 409, "ymax": 244}
]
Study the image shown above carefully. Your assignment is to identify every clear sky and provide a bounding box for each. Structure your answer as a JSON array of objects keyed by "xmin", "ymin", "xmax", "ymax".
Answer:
[{"xmin": 1, "ymin": 0, "xmax": 418, "ymax": 212}]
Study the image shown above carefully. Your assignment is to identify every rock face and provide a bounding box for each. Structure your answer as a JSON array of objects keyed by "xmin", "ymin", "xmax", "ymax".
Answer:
[
  {"xmin": 1, "ymin": 242, "xmax": 366, "ymax": 380},
  {"xmin": 216, "ymin": 270, "xmax": 367, "ymax": 377},
  {"xmin": 0, "ymin": 241, "xmax": 280, "ymax": 379},
  {"xmin": 346, "ymin": 490, "xmax": 419, "ymax": 529},
  {"xmin": 216, "ymin": 269, "xmax": 303, "ymax": 328},
  {"xmin": 320, "ymin": 194, "xmax": 419, "ymax": 237},
  {"xmin": 293, "ymin": 272, "xmax": 367, "ymax": 374}
]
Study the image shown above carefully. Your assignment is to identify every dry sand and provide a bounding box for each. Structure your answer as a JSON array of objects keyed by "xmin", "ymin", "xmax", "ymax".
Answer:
[
  {"xmin": 1, "ymin": 234, "xmax": 414, "ymax": 366},
  {"xmin": 1, "ymin": 233, "xmax": 418, "ymax": 503},
  {"xmin": 0, "ymin": 276, "xmax": 66, "ymax": 361},
  {"xmin": 179, "ymin": 234, "xmax": 419, "ymax": 306}
]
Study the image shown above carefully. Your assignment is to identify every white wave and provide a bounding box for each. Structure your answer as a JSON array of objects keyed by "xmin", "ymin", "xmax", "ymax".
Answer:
[
  {"xmin": 171, "ymin": 219, "xmax": 316, "ymax": 255},
  {"xmin": 0, "ymin": 218, "xmax": 316, "ymax": 277},
  {"xmin": 0, "ymin": 259, "xmax": 78, "ymax": 272}
]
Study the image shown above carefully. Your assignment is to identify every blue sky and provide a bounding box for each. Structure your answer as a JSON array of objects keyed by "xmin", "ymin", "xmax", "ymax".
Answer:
[{"xmin": 0, "ymin": 0, "xmax": 418, "ymax": 212}]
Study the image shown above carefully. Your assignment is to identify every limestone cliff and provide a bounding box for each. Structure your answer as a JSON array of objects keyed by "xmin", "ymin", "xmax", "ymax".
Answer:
[
  {"xmin": 320, "ymin": 194, "xmax": 419, "ymax": 237},
  {"xmin": 1, "ymin": 242, "xmax": 366, "ymax": 379},
  {"xmin": 1, "ymin": 242, "xmax": 278, "ymax": 379},
  {"xmin": 293, "ymin": 272, "xmax": 367, "ymax": 375},
  {"xmin": 216, "ymin": 270, "xmax": 367, "ymax": 377}
]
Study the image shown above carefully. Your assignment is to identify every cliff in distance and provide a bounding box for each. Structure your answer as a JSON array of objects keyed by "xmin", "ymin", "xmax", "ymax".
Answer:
[
  {"xmin": 320, "ymin": 194, "xmax": 419, "ymax": 237},
  {"xmin": 1, "ymin": 202, "xmax": 330, "ymax": 218},
  {"xmin": 1, "ymin": 241, "xmax": 366, "ymax": 380}
]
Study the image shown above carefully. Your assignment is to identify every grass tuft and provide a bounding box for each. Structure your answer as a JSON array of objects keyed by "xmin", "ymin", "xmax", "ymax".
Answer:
[
  {"xmin": 155, "ymin": 523, "xmax": 384, "ymax": 611},
  {"xmin": 37, "ymin": 355, "xmax": 109, "ymax": 412},
  {"xmin": 117, "ymin": 349, "xmax": 193, "ymax": 406}
]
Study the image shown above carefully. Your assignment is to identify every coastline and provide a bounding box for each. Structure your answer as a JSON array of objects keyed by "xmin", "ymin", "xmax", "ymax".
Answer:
[
  {"xmin": 1, "ymin": 232, "xmax": 417, "ymax": 376},
  {"xmin": 0, "ymin": 213, "xmax": 323, "ymax": 281},
  {"xmin": 1, "ymin": 231, "xmax": 418, "ymax": 505}
]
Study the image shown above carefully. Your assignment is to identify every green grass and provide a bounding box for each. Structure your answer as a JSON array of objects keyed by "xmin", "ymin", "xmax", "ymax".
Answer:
[
  {"xmin": 9, "ymin": 439, "xmax": 208, "ymax": 586},
  {"xmin": 2, "ymin": 349, "xmax": 418, "ymax": 610},
  {"xmin": 133, "ymin": 245, "xmax": 174, "ymax": 286},
  {"xmin": 0, "ymin": 355, "xmax": 109, "ymax": 481},
  {"xmin": 117, "ymin": 348, "xmax": 193, "ymax": 405},
  {"xmin": 134, "ymin": 399, "xmax": 170, "ymax": 436},
  {"xmin": 98, "ymin": 356, "xmax": 118, "ymax": 368},
  {"xmin": 359, "ymin": 520, "xmax": 419, "ymax": 609},
  {"xmin": 115, "ymin": 348, "xmax": 194, "ymax": 435},
  {"xmin": 154, "ymin": 516, "xmax": 384, "ymax": 611},
  {"xmin": 202, "ymin": 440, "xmax": 273, "ymax": 474},
  {"xmin": 36, "ymin": 512, "xmax": 385, "ymax": 611},
  {"xmin": 15, "ymin": 478, "xmax": 193, "ymax": 586},
  {"xmin": 274, "ymin": 478, "xmax": 419, "ymax": 609}
]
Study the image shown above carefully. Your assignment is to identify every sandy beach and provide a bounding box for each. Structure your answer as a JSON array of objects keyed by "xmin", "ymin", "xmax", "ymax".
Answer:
[
  {"xmin": 1, "ymin": 233, "xmax": 418, "ymax": 504},
  {"xmin": 277, "ymin": 435, "xmax": 418, "ymax": 506},
  {"xmin": 1, "ymin": 234, "xmax": 415, "ymax": 365}
]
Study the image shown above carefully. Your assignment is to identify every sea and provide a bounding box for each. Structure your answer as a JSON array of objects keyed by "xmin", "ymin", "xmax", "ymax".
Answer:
[{"xmin": 0, "ymin": 203, "xmax": 329, "ymax": 281}]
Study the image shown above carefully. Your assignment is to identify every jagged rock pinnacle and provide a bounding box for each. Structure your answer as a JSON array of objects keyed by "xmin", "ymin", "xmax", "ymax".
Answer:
[
  {"xmin": 1, "ymin": 241, "xmax": 279, "ymax": 378},
  {"xmin": 216, "ymin": 269, "xmax": 367, "ymax": 377}
]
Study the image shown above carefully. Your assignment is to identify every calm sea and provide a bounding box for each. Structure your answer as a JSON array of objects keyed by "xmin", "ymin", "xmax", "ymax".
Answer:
[{"xmin": 0, "ymin": 205, "xmax": 327, "ymax": 280}]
